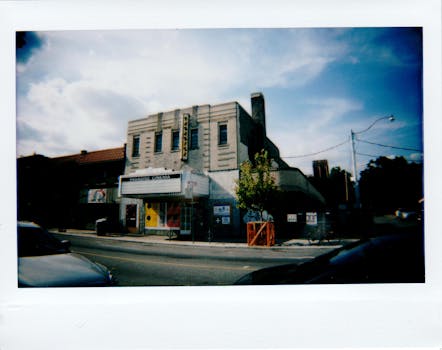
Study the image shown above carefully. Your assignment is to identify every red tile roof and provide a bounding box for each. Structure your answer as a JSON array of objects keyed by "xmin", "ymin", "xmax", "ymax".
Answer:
[{"xmin": 54, "ymin": 147, "xmax": 125, "ymax": 165}]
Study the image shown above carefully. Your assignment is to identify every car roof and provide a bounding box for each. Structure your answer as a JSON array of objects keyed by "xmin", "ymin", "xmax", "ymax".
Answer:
[{"xmin": 18, "ymin": 221, "xmax": 41, "ymax": 228}]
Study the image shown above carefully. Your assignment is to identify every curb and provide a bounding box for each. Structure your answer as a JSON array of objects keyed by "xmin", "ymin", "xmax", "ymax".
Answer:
[{"xmin": 51, "ymin": 229, "xmax": 350, "ymax": 250}]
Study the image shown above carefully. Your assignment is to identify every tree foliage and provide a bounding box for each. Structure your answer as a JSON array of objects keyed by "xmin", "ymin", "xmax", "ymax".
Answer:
[
  {"xmin": 235, "ymin": 150, "xmax": 278, "ymax": 219},
  {"xmin": 359, "ymin": 156, "xmax": 423, "ymax": 213}
]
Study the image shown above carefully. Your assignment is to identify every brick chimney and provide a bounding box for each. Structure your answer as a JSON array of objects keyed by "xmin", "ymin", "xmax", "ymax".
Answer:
[{"xmin": 251, "ymin": 92, "xmax": 266, "ymax": 137}]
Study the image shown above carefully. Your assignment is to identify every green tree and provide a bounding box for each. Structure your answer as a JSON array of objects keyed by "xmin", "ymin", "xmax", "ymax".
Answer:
[
  {"xmin": 235, "ymin": 150, "xmax": 278, "ymax": 220},
  {"xmin": 359, "ymin": 156, "xmax": 423, "ymax": 213}
]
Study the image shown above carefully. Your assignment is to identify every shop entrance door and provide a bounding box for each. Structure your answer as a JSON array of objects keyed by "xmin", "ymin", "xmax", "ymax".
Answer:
[
  {"xmin": 125, "ymin": 204, "xmax": 137, "ymax": 233},
  {"xmin": 180, "ymin": 205, "xmax": 193, "ymax": 235}
]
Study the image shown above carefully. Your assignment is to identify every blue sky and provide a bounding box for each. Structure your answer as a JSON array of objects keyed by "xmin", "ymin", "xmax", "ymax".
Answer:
[{"xmin": 16, "ymin": 28, "xmax": 423, "ymax": 176}]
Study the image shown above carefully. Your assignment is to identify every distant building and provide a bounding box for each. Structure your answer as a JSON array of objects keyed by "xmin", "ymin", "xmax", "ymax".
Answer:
[
  {"xmin": 17, "ymin": 147, "xmax": 126, "ymax": 230},
  {"xmin": 119, "ymin": 93, "xmax": 325, "ymax": 238},
  {"xmin": 313, "ymin": 159, "xmax": 330, "ymax": 179}
]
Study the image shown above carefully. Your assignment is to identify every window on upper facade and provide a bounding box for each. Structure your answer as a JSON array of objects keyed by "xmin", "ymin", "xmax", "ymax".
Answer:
[
  {"xmin": 190, "ymin": 128, "xmax": 198, "ymax": 150},
  {"xmin": 171, "ymin": 130, "xmax": 180, "ymax": 151},
  {"xmin": 154, "ymin": 132, "xmax": 163, "ymax": 153},
  {"xmin": 132, "ymin": 135, "xmax": 140, "ymax": 157},
  {"xmin": 218, "ymin": 123, "xmax": 228, "ymax": 145}
]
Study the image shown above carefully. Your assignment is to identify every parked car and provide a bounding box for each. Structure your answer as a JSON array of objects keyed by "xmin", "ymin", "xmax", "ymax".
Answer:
[
  {"xmin": 395, "ymin": 208, "xmax": 418, "ymax": 220},
  {"xmin": 17, "ymin": 221, "xmax": 115, "ymax": 287},
  {"xmin": 235, "ymin": 232, "xmax": 424, "ymax": 285}
]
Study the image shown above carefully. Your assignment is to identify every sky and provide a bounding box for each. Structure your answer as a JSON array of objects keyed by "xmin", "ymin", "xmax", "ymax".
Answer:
[{"xmin": 16, "ymin": 27, "xmax": 423, "ymax": 176}]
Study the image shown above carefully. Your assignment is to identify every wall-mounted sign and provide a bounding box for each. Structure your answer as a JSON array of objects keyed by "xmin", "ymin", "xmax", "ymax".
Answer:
[
  {"xmin": 214, "ymin": 216, "xmax": 231, "ymax": 225},
  {"xmin": 214, "ymin": 204, "xmax": 231, "ymax": 225},
  {"xmin": 181, "ymin": 113, "xmax": 189, "ymax": 161},
  {"xmin": 222, "ymin": 216, "xmax": 230, "ymax": 225},
  {"xmin": 306, "ymin": 212, "xmax": 318, "ymax": 226},
  {"xmin": 287, "ymin": 214, "xmax": 297, "ymax": 223},
  {"xmin": 213, "ymin": 205, "xmax": 230, "ymax": 216}
]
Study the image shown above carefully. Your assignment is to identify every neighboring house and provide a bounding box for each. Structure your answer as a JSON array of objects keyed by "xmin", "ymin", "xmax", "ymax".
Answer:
[
  {"xmin": 17, "ymin": 147, "xmax": 126, "ymax": 230},
  {"xmin": 119, "ymin": 93, "xmax": 325, "ymax": 238}
]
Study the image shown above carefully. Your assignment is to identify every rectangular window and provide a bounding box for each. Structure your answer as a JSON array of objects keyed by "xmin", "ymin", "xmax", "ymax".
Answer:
[
  {"xmin": 190, "ymin": 128, "xmax": 198, "ymax": 150},
  {"xmin": 218, "ymin": 123, "xmax": 228, "ymax": 145},
  {"xmin": 154, "ymin": 132, "xmax": 162, "ymax": 153},
  {"xmin": 171, "ymin": 130, "xmax": 180, "ymax": 151},
  {"xmin": 132, "ymin": 135, "xmax": 140, "ymax": 157}
]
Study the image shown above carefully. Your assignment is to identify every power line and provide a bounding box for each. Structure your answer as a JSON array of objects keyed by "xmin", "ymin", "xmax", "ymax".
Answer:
[
  {"xmin": 357, "ymin": 138, "xmax": 422, "ymax": 152},
  {"xmin": 280, "ymin": 135, "xmax": 421, "ymax": 160},
  {"xmin": 356, "ymin": 152, "xmax": 379, "ymax": 158},
  {"xmin": 281, "ymin": 138, "xmax": 349, "ymax": 159}
]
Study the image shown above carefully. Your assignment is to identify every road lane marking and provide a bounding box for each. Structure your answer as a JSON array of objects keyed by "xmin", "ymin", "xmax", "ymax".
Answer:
[{"xmin": 74, "ymin": 249, "xmax": 258, "ymax": 272}]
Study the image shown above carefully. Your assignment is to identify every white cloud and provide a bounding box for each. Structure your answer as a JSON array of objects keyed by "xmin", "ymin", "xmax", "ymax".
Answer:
[
  {"xmin": 17, "ymin": 78, "xmax": 143, "ymax": 156},
  {"xmin": 304, "ymin": 97, "xmax": 364, "ymax": 131},
  {"xmin": 15, "ymin": 29, "xmax": 352, "ymax": 158},
  {"xmin": 410, "ymin": 153, "xmax": 423, "ymax": 162},
  {"xmin": 266, "ymin": 97, "xmax": 366, "ymax": 175}
]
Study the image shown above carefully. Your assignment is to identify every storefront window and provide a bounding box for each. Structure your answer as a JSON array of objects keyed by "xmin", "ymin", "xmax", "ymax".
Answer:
[
  {"xmin": 158, "ymin": 202, "xmax": 166, "ymax": 227},
  {"xmin": 167, "ymin": 202, "xmax": 181, "ymax": 228},
  {"xmin": 145, "ymin": 201, "xmax": 181, "ymax": 229}
]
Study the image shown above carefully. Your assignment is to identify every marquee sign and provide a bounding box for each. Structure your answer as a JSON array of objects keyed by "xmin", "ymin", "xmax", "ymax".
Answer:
[
  {"xmin": 124, "ymin": 174, "xmax": 180, "ymax": 182},
  {"xmin": 181, "ymin": 113, "xmax": 189, "ymax": 161},
  {"xmin": 120, "ymin": 173, "xmax": 182, "ymax": 195}
]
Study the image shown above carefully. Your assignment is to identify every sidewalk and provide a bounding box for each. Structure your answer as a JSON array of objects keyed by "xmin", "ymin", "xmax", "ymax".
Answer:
[{"xmin": 51, "ymin": 228, "xmax": 352, "ymax": 250}]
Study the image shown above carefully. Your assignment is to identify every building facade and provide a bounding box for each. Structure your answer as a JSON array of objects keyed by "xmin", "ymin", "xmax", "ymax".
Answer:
[
  {"xmin": 17, "ymin": 147, "xmax": 126, "ymax": 230},
  {"xmin": 313, "ymin": 159, "xmax": 330, "ymax": 180},
  {"xmin": 119, "ymin": 93, "xmax": 325, "ymax": 239}
]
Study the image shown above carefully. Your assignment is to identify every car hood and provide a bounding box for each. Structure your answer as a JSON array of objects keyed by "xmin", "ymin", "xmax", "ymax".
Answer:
[
  {"xmin": 235, "ymin": 234, "xmax": 425, "ymax": 285},
  {"xmin": 18, "ymin": 253, "xmax": 112, "ymax": 287}
]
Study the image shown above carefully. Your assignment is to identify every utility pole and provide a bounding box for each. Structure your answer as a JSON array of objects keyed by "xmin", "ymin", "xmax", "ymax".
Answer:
[
  {"xmin": 351, "ymin": 129, "xmax": 361, "ymax": 208},
  {"xmin": 350, "ymin": 115, "xmax": 395, "ymax": 209}
]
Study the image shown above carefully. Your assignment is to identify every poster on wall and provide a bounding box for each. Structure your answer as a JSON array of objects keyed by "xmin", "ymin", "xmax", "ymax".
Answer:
[{"xmin": 88, "ymin": 188, "xmax": 107, "ymax": 203}]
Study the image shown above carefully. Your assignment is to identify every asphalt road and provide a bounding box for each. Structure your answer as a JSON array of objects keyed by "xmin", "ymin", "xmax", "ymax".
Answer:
[{"xmin": 53, "ymin": 233, "xmax": 337, "ymax": 286}]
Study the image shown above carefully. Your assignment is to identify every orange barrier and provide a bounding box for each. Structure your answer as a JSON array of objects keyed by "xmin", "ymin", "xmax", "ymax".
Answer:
[{"xmin": 247, "ymin": 221, "xmax": 275, "ymax": 247}]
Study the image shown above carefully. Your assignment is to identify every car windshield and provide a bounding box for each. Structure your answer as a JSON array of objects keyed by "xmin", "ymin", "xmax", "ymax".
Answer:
[{"xmin": 17, "ymin": 226, "xmax": 69, "ymax": 257}]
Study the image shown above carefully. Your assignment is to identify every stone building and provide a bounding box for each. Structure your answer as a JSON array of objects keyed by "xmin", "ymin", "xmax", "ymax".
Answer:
[{"xmin": 119, "ymin": 93, "xmax": 324, "ymax": 238}]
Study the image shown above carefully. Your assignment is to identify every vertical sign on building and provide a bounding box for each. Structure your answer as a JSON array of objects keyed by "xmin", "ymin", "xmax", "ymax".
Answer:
[{"xmin": 181, "ymin": 113, "xmax": 189, "ymax": 161}]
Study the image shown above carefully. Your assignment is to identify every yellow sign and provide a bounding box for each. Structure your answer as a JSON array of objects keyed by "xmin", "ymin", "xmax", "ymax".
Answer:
[{"xmin": 181, "ymin": 113, "xmax": 189, "ymax": 161}]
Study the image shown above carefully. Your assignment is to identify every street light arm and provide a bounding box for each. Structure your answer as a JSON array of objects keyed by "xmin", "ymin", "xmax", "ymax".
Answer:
[
  {"xmin": 353, "ymin": 115, "xmax": 395, "ymax": 135},
  {"xmin": 350, "ymin": 114, "xmax": 395, "ymax": 209}
]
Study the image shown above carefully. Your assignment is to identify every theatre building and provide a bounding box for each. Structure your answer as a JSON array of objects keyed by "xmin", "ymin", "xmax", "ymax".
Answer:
[{"xmin": 119, "ymin": 93, "xmax": 324, "ymax": 238}]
